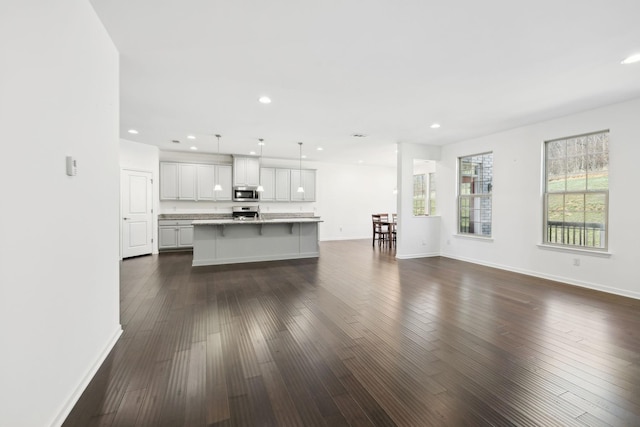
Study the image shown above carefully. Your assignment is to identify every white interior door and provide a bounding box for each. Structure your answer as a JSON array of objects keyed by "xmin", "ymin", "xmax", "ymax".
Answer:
[{"xmin": 121, "ymin": 169, "xmax": 153, "ymax": 258}]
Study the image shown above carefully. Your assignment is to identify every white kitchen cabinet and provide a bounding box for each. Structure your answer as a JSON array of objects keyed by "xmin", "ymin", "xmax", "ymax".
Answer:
[
  {"xmin": 258, "ymin": 167, "xmax": 315, "ymax": 201},
  {"xmin": 259, "ymin": 167, "xmax": 276, "ymax": 201},
  {"xmin": 178, "ymin": 225, "xmax": 194, "ymax": 247},
  {"xmin": 290, "ymin": 169, "xmax": 316, "ymax": 201},
  {"xmin": 275, "ymin": 168, "xmax": 291, "ymax": 201},
  {"xmin": 160, "ymin": 162, "xmax": 178, "ymax": 199},
  {"xmin": 158, "ymin": 226, "xmax": 178, "ymax": 249},
  {"xmin": 215, "ymin": 165, "xmax": 233, "ymax": 201},
  {"xmin": 160, "ymin": 162, "xmax": 196, "ymax": 200},
  {"xmin": 303, "ymin": 169, "xmax": 316, "ymax": 201},
  {"xmin": 159, "ymin": 220, "xmax": 193, "ymax": 250},
  {"xmin": 197, "ymin": 164, "xmax": 232, "ymax": 201},
  {"xmin": 161, "ymin": 162, "xmax": 232, "ymax": 201},
  {"xmin": 233, "ymin": 156, "xmax": 260, "ymax": 187},
  {"xmin": 178, "ymin": 163, "xmax": 197, "ymax": 200},
  {"xmin": 196, "ymin": 164, "xmax": 215, "ymax": 200}
]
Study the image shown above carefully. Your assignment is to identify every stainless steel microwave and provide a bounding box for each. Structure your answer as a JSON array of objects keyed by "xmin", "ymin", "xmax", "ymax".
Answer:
[{"xmin": 233, "ymin": 186, "xmax": 259, "ymax": 202}]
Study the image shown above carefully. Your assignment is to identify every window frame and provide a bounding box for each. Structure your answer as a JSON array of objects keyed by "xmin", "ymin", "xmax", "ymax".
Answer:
[
  {"xmin": 413, "ymin": 172, "xmax": 436, "ymax": 216},
  {"xmin": 542, "ymin": 130, "xmax": 609, "ymax": 251},
  {"xmin": 457, "ymin": 152, "xmax": 493, "ymax": 237},
  {"xmin": 412, "ymin": 173, "xmax": 426, "ymax": 216}
]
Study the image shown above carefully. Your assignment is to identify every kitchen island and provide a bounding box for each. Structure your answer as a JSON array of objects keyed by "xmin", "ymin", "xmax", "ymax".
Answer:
[{"xmin": 191, "ymin": 217, "xmax": 322, "ymax": 266}]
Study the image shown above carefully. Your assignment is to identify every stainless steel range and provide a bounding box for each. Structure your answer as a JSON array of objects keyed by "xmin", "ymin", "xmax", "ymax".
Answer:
[{"xmin": 232, "ymin": 206, "xmax": 259, "ymax": 220}]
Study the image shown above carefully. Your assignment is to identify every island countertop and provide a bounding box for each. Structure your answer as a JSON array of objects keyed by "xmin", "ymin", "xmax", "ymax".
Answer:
[
  {"xmin": 192, "ymin": 217, "xmax": 322, "ymax": 225},
  {"xmin": 191, "ymin": 216, "xmax": 321, "ymax": 266}
]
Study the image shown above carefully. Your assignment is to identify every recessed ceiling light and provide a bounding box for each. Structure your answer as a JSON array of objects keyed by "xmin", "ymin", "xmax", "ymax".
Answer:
[
  {"xmin": 302, "ymin": 155, "xmax": 307, "ymax": 159},
  {"xmin": 250, "ymin": 151, "xmax": 256, "ymax": 155},
  {"xmin": 317, "ymin": 147, "xmax": 323, "ymax": 151},
  {"xmin": 187, "ymin": 135, "xmax": 196, "ymax": 140},
  {"xmin": 128, "ymin": 129, "xmax": 139, "ymax": 134},
  {"xmin": 258, "ymin": 96, "xmax": 271, "ymax": 104},
  {"xmin": 621, "ymin": 53, "xmax": 640, "ymax": 64},
  {"xmin": 430, "ymin": 123, "xmax": 441, "ymax": 129},
  {"xmin": 358, "ymin": 160, "xmax": 364, "ymax": 164},
  {"xmin": 190, "ymin": 146, "xmax": 198, "ymax": 150}
]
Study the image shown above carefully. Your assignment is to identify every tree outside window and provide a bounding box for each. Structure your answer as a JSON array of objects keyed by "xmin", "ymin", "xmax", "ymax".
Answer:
[{"xmin": 544, "ymin": 130, "xmax": 609, "ymax": 249}]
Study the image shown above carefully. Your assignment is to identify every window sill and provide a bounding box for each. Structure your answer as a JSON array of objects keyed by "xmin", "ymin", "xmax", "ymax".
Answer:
[
  {"xmin": 536, "ymin": 244, "xmax": 612, "ymax": 258},
  {"xmin": 454, "ymin": 234, "xmax": 493, "ymax": 242}
]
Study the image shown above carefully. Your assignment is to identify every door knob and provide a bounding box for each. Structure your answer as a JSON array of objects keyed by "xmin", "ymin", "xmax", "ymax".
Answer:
[{"xmin": 123, "ymin": 217, "xmax": 131, "ymax": 220}]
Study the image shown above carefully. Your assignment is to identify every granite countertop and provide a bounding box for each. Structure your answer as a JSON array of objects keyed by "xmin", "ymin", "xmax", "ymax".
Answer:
[
  {"xmin": 192, "ymin": 217, "xmax": 322, "ymax": 225},
  {"xmin": 159, "ymin": 212, "xmax": 320, "ymax": 224},
  {"xmin": 158, "ymin": 213, "xmax": 232, "ymax": 220}
]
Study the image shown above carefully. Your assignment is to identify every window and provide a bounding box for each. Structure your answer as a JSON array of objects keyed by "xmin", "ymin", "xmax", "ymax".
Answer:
[
  {"xmin": 458, "ymin": 152, "xmax": 493, "ymax": 237},
  {"xmin": 544, "ymin": 130, "xmax": 609, "ymax": 250},
  {"xmin": 413, "ymin": 174, "xmax": 426, "ymax": 215},
  {"xmin": 428, "ymin": 172, "xmax": 437, "ymax": 215},
  {"xmin": 413, "ymin": 160, "xmax": 437, "ymax": 216}
]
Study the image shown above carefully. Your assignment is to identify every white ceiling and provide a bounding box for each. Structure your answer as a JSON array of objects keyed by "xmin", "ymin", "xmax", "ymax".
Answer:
[{"xmin": 90, "ymin": 0, "xmax": 640, "ymax": 167}]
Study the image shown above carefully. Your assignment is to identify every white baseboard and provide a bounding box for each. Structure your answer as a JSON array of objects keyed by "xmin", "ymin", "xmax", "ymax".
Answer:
[
  {"xmin": 396, "ymin": 251, "xmax": 441, "ymax": 259},
  {"xmin": 441, "ymin": 252, "xmax": 640, "ymax": 301},
  {"xmin": 319, "ymin": 235, "xmax": 370, "ymax": 242},
  {"xmin": 50, "ymin": 325, "xmax": 123, "ymax": 427}
]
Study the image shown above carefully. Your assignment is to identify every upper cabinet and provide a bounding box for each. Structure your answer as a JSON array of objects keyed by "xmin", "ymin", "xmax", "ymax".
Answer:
[
  {"xmin": 160, "ymin": 162, "xmax": 196, "ymax": 200},
  {"xmin": 161, "ymin": 162, "xmax": 232, "ymax": 201},
  {"xmin": 178, "ymin": 163, "xmax": 197, "ymax": 200},
  {"xmin": 160, "ymin": 162, "xmax": 179, "ymax": 199},
  {"xmin": 160, "ymin": 160, "xmax": 315, "ymax": 203},
  {"xmin": 233, "ymin": 156, "xmax": 260, "ymax": 187},
  {"xmin": 275, "ymin": 168, "xmax": 292, "ymax": 201},
  {"xmin": 290, "ymin": 169, "xmax": 316, "ymax": 202},
  {"xmin": 196, "ymin": 164, "xmax": 232, "ymax": 201},
  {"xmin": 260, "ymin": 167, "xmax": 292, "ymax": 202},
  {"xmin": 216, "ymin": 165, "xmax": 233, "ymax": 200},
  {"xmin": 259, "ymin": 167, "xmax": 276, "ymax": 201}
]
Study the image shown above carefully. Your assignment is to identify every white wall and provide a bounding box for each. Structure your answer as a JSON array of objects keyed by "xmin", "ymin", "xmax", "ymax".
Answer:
[
  {"xmin": 396, "ymin": 142, "xmax": 442, "ymax": 258},
  {"xmin": 310, "ymin": 160, "xmax": 397, "ymax": 241},
  {"xmin": 120, "ymin": 139, "xmax": 160, "ymax": 253},
  {"xmin": 0, "ymin": 1, "xmax": 121, "ymax": 426},
  {"xmin": 157, "ymin": 152, "xmax": 397, "ymax": 241},
  {"xmin": 439, "ymin": 97, "xmax": 640, "ymax": 299}
]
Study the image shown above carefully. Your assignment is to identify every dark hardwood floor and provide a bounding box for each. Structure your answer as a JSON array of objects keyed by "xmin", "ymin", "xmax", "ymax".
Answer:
[{"xmin": 63, "ymin": 240, "xmax": 640, "ymax": 426}]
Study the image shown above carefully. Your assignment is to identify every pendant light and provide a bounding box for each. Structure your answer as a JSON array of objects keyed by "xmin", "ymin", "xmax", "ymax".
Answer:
[
  {"xmin": 256, "ymin": 138, "xmax": 265, "ymax": 192},
  {"xmin": 213, "ymin": 134, "xmax": 222, "ymax": 192},
  {"xmin": 297, "ymin": 142, "xmax": 304, "ymax": 193}
]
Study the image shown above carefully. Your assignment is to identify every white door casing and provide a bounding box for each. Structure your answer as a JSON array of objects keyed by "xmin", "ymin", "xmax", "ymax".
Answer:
[{"xmin": 121, "ymin": 169, "xmax": 153, "ymax": 258}]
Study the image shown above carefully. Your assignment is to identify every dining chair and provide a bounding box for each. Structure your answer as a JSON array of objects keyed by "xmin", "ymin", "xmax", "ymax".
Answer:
[
  {"xmin": 391, "ymin": 213, "xmax": 397, "ymax": 246},
  {"xmin": 372, "ymin": 214, "xmax": 391, "ymax": 247}
]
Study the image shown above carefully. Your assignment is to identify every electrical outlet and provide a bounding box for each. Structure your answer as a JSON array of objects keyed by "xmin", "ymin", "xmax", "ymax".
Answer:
[{"xmin": 573, "ymin": 258, "xmax": 581, "ymax": 266}]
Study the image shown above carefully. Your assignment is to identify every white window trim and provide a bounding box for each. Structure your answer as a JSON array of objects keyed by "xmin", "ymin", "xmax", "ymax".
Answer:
[
  {"xmin": 458, "ymin": 151, "xmax": 493, "ymax": 238},
  {"xmin": 542, "ymin": 130, "xmax": 609, "ymax": 251},
  {"xmin": 454, "ymin": 234, "xmax": 494, "ymax": 242},
  {"xmin": 536, "ymin": 243, "xmax": 612, "ymax": 258}
]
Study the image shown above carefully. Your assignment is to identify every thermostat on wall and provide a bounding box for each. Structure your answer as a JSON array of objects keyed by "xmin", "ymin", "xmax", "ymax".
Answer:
[{"xmin": 66, "ymin": 156, "xmax": 77, "ymax": 176}]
